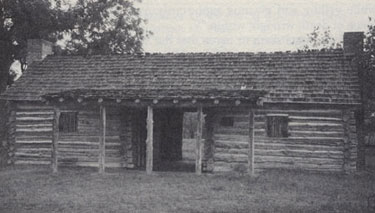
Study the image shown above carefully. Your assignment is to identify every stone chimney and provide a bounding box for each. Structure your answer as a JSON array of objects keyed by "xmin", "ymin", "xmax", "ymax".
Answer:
[
  {"xmin": 343, "ymin": 32, "xmax": 364, "ymax": 57},
  {"xmin": 26, "ymin": 39, "xmax": 54, "ymax": 65}
]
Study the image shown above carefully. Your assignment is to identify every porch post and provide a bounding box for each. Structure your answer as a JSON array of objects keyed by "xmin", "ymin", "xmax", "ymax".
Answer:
[
  {"xmin": 248, "ymin": 109, "xmax": 255, "ymax": 175},
  {"xmin": 195, "ymin": 106, "xmax": 203, "ymax": 175},
  {"xmin": 52, "ymin": 108, "xmax": 60, "ymax": 173},
  {"xmin": 99, "ymin": 105, "xmax": 106, "ymax": 173},
  {"xmin": 146, "ymin": 106, "xmax": 154, "ymax": 174}
]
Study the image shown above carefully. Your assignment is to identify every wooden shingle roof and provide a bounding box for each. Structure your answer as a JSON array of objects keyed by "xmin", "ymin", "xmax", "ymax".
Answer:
[{"xmin": 0, "ymin": 50, "xmax": 361, "ymax": 104}]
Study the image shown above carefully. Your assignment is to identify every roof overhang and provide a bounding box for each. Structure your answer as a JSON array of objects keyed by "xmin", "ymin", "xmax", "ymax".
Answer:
[{"xmin": 42, "ymin": 88, "xmax": 268, "ymax": 107}]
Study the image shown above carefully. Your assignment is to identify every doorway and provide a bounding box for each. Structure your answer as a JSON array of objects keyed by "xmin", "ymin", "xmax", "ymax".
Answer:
[{"xmin": 131, "ymin": 108, "xmax": 201, "ymax": 172}]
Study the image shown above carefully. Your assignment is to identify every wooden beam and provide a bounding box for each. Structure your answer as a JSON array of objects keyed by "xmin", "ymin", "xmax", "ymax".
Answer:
[
  {"xmin": 248, "ymin": 109, "xmax": 255, "ymax": 175},
  {"xmin": 52, "ymin": 108, "xmax": 60, "ymax": 173},
  {"xmin": 196, "ymin": 106, "xmax": 203, "ymax": 175},
  {"xmin": 99, "ymin": 105, "xmax": 106, "ymax": 173},
  {"xmin": 146, "ymin": 106, "xmax": 154, "ymax": 174}
]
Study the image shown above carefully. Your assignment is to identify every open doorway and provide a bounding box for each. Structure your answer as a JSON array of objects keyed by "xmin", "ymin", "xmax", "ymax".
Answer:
[
  {"xmin": 131, "ymin": 108, "xmax": 204, "ymax": 172},
  {"xmin": 153, "ymin": 109, "xmax": 195, "ymax": 172}
]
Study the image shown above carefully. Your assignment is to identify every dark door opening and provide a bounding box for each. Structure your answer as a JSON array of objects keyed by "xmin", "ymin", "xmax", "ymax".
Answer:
[
  {"xmin": 131, "ymin": 108, "xmax": 199, "ymax": 172},
  {"xmin": 132, "ymin": 109, "xmax": 147, "ymax": 169},
  {"xmin": 153, "ymin": 109, "xmax": 195, "ymax": 172}
]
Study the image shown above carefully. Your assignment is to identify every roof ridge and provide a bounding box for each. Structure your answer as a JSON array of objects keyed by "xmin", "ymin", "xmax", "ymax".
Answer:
[{"xmin": 46, "ymin": 49, "xmax": 344, "ymax": 59}]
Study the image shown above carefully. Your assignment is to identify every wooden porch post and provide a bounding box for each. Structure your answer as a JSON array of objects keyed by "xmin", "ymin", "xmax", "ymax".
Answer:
[
  {"xmin": 99, "ymin": 106, "xmax": 106, "ymax": 173},
  {"xmin": 195, "ymin": 106, "xmax": 203, "ymax": 175},
  {"xmin": 248, "ymin": 109, "xmax": 255, "ymax": 175},
  {"xmin": 52, "ymin": 108, "xmax": 60, "ymax": 173},
  {"xmin": 146, "ymin": 106, "xmax": 154, "ymax": 174}
]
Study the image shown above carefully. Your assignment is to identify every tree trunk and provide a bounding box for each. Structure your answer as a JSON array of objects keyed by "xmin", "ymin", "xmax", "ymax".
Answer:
[{"xmin": 0, "ymin": 40, "xmax": 12, "ymax": 167}]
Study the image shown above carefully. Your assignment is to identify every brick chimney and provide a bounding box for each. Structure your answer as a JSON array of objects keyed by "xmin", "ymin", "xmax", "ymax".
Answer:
[
  {"xmin": 26, "ymin": 39, "xmax": 54, "ymax": 65},
  {"xmin": 343, "ymin": 32, "xmax": 364, "ymax": 57}
]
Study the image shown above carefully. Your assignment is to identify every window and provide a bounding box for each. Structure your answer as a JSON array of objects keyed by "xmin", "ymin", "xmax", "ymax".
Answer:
[
  {"xmin": 59, "ymin": 112, "xmax": 78, "ymax": 133},
  {"xmin": 266, "ymin": 114, "xmax": 288, "ymax": 137},
  {"xmin": 220, "ymin": 117, "xmax": 234, "ymax": 127}
]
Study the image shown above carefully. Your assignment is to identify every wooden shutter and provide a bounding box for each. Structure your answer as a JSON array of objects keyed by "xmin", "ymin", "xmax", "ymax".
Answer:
[{"xmin": 266, "ymin": 114, "xmax": 288, "ymax": 137}]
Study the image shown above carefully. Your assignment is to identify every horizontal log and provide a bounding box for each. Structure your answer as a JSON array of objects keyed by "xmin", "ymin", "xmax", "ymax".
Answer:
[
  {"xmin": 58, "ymin": 156, "xmax": 98, "ymax": 162},
  {"xmin": 105, "ymin": 157, "xmax": 125, "ymax": 162},
  {"xmin": 59, "ymin": 147, "xmax": 120, "ymax": 153},
  {"xmin": 16, "ymin": 104, "xmax": 53, "ymax": 110},
  {"xmin": 215, "ymin": 140, "xmax": 248, "ymax": 149},
  {"xmin": 288, "ymin": 125, "xmax": 343, "ymax": 132},
  {"xmin": 215, "ymin": 147, "xmax": 248, "ymax": 155},
  {"xmin": 58, "ymin": 141, "xmax": 99, "ymax": 146},
  {"xmin": 16, "ymin": 140, "xmax": 52, "ymax": 144},
  {"xmin": 16, "ymin": 120, "xmax": 52, "ymax": 125},
  {"xmin": 289, "ymin": 130, "xmax": 344, "ymax": 138},
  {"xmin": 255, "ymin": 143, "xmax": 343, "ymax": 152},
  {"xmin": 16, "ymin": 128, "xmax": 52, "ymax": 132},
  {"xmin": 16, "ymin": 135, "xmax": 52, "ymax": 140},
  {"xmin": 14, "ymin": 160, "xmax": 50, "ymax": 165},
  {"xmin": 16, "ymin": 124, "xmax": 52, "ymax": 128},
  {"xmin": 214, "ymin": 153, "xmax": 248, "ymax": 163},
  {"xmin": 17, "ymin": 148, "xmax": 51, "ymax": 152},
  {"xmin": 214, "ymin": 134, "xmax": 249, "ymax": 142},
  {"xmin": 15, "ymin": 152, "xmax": 51, "ymax": 158},
  {"xmin": 254, "ymin": 137, "xmax": 343, "ymax": 146},
  {"xmin": 289, "ymin": 116, "xmax": 342, "ymax": 121},
  {"xmin": 16, "ymin": 116, "xmax": 53, "ymax": 121},
  {"xmin": 58, "ymin": 141, "xmax": 121, "ymax": 147},
  {"xmin": 16, "ymin": 111, "xmax": 54, "ymax": 115},
  {"xmin": 255, "ymin": 109, "xmax": 342, "ymax": 117},
  {"xmin": 254, "ymin": 162, "xmax": 343, "ymax": 171},
  {"xmin": 58, "ymin": 162, "xmax": 99, "ymax": 167},
  {"xmin": 254, "ymin": 149, "xmax": 343, "ymax": 159},
  {"xmin": 58, "ymin": 162, "xmax": 124, "ymax": 168},
  {"xmin": 288, "ymin": 122, "xmax": 342, "ymax": 127},
  {"xmin": 254, "ymin": 156, "xmax": 343, "ymax": 165},
  {"xmin": 59, "ymin": 135, "xmax": 120, "ymax": 141},
  {"xmin": 215, "ymin": 128, "xmax": 249, "ymax": 135},
  {"xmin": 59, "ymin": 148, "xmax": 100, "ymax": 153},
  {"xmin": 15, "ymin": 131, "xmax": 52, "ymax": 137}
]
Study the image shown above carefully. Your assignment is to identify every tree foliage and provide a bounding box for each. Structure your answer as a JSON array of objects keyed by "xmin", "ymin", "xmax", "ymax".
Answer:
[
  {"xmin": 66, "ymin": 0, "xmax": 150, "ymax": 55},
  {"xmin": 362, "ymin": 17, "xmax": 375, "ymax": 132},
  {"xmin": 301, "ymin": 26, "xmax": 342, "ymax": 50},
  {"xmin": 0, "ymin": 0, "xmax": 150, "ymax": 92},
  {"xmin": 0, "ymin": 0, "xmax": 73, "ymax": 92}
]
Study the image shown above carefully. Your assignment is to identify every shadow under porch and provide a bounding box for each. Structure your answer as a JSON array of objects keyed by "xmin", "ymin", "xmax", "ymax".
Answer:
[{"xmin": 129, "ymin": 108, "xmax": 202, "ymax": 173}]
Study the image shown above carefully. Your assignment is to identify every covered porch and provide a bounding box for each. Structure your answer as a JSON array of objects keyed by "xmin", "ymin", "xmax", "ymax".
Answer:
[{"xmin": 43, "ymin": 88, "xmax": 266, "ymax": 175}]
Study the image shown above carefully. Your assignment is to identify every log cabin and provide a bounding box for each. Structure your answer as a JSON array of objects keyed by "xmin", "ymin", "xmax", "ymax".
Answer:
[{"xmin": 0, "ymin": 32, "xmax": 365, "ymax": 174}]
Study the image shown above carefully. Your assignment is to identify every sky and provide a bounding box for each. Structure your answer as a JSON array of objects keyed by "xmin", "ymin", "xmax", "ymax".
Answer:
[{"xmin": 137, "ymin": 0, "xmax": 375, "ymax": 53}]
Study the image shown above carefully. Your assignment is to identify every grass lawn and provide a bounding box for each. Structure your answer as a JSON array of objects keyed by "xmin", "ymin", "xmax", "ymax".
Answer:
[{"xmin": 0, "ymin": 166, "xmax": 375, "ymax": 213}]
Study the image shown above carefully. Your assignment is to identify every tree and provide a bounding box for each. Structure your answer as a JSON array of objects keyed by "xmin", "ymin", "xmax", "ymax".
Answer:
[
  {"xmin": 300, "ymin": 26, "xmax": 342, "ymax": 50},
  {"xmin": 1, "ymin": 0, "xmax": 151, "ymax": 91},
  {"xmin": 65, "ymin": 0, "xmax": 151, "ymax": 55},
  {"xmin": 362, "ymin": 18, "xmax": 375, "ymax": 135},
  {"xmin": 0, "ymin": 0, "xmax": 75, "ymax": 166},
  {"xmin": 0, "ymin": 0, "xmax": 150, "ymax": 166},
  {"xmin": 0, "ymin": 0, "xmax": 74, "ymax": 93}
]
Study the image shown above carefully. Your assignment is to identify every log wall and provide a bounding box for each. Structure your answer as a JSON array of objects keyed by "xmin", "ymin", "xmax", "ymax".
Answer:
[
  {"xmin": 253, "ymin": 109, "xmax": 347, "ymax": 172},
  {"xmin": 13, "ymin": 104, "xmax": 54, "ymax": 165},
  {"xmin": 6, "ymin": 109, "xmax": 16, "ymax": 165},
  {"xmin": 58, "ymin": 106, "xmax": 125, "ymax": 168},
  {"xmin": 212, "ymin": 108, "xmax": 250, "ymax": 172},
  {"xmin": 9, "ymin": 103, "xmax": 359, "ymax": 173},
  {"xmin": 211, "ymin": 107, "xmax": 359, "ymax": 173},
  {"xmin": 12, "ymin": 103, "xmax": 132, "ymax": 168}
]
